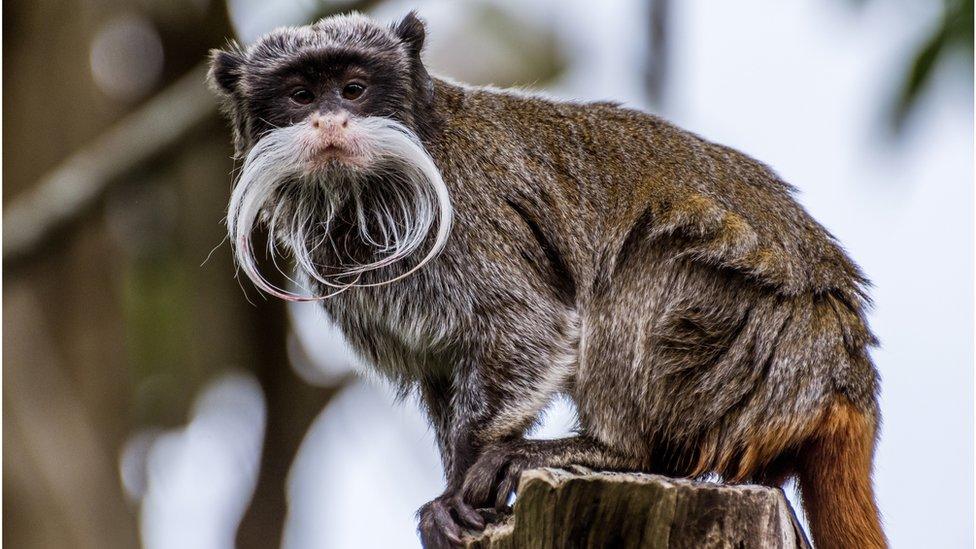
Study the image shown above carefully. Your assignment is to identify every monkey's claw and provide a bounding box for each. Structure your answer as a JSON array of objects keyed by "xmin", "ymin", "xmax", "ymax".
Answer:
[
  {"xmin": 462, "ymin": 442, "xmax": 540, "ymax": 511},
  {"xmin": 417, "ymin": 494, "xmax": 485, "ymax": 548}
]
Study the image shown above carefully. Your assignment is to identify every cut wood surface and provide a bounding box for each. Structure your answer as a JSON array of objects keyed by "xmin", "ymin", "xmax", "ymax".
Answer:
[{"xmin": 464, "ymin": 467, "xmax": 811, "ymax": 549}]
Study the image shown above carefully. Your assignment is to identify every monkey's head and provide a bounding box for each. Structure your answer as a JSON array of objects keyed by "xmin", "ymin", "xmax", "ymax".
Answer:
[{"xmin": 208, "ymin": 12, "xmax": 451, "ymax": 301}]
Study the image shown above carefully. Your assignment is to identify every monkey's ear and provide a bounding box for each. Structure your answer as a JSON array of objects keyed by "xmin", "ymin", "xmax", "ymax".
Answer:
[
  {"xmin": 208, "ymin": 45, "xmax": 245, "ymax": 96},
  {"xmin": 393, "ymin": 11, "xmax": 426, "ymax": 58}
]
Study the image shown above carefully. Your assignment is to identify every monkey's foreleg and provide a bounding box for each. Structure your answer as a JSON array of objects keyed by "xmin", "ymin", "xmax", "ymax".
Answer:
[
  {"xmin": 416, "ymin": 352, "xmax": 572, "ymax": 548},
  {"xmin": 461, "ymin": 436, "xmax": 639, "ymax": 510},
  {"xmin": 415, "ymin": 374, "xmax": 485, "ymax": 548}
]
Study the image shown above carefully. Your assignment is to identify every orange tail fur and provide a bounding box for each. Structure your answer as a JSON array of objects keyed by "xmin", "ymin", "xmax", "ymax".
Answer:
[{"xmin": 797, "ymin": 399, "xmax": 887, "ymax": 549}]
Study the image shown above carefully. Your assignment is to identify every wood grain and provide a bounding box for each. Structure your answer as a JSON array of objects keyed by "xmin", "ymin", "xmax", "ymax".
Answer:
[{"xmin": 464, "ymin": 468, "xmax": 811, "ymax": 549}]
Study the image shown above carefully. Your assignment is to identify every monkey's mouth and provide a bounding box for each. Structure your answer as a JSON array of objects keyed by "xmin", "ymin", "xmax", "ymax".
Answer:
[{"xmin": 307, "ymin": 142, "xmax": 364, "ymax": 169}]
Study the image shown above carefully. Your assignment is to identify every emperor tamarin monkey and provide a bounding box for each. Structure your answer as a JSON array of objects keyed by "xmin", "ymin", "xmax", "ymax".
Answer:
[{"xmin": 209, "ymin": 12, "xmax": 886, "ymax": 549}]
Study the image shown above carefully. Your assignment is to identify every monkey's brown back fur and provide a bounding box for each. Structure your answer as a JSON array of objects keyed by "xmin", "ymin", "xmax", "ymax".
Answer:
[
  {"xmin": 410, "ymin": 80, "xmax": 884, "ymax": 546},
  {"xmin": 429, "ymin": 82, "xmax": 878, "ymax": 413}
]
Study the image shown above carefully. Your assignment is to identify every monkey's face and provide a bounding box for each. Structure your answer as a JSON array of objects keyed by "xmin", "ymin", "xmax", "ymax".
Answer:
[
  {"xmin": 209, "ymin": 11, "xmax": 436, "ymax": 157},
  {"xmin": 208, "ymin": 13, "xmax": 451, "ymax": 300}
]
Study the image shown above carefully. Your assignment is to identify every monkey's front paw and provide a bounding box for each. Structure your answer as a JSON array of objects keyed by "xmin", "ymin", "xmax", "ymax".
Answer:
[
  {"xmin": 462, "ymin": 442, "xmax": 538, "ymax": 511},
  {"xmin": 417, "ymin": 493, "xmax": 485, "ymax": 548}
]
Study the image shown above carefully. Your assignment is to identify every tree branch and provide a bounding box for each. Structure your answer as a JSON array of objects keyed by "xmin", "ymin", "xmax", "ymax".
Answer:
[{"xmin": 3, "ymin": 63, "xmax": 218, "ymax": 268}]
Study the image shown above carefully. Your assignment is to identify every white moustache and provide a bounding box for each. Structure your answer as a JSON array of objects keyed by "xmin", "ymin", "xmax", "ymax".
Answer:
[{"xmin": 226, "ymin": 117, "xmax": 453, "ymax": 301}]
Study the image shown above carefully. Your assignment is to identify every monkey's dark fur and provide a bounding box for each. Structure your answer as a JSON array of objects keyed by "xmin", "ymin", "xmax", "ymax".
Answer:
[{"xmin": 210, "ymin": 12, "xmax": 886, "ymax": 548}]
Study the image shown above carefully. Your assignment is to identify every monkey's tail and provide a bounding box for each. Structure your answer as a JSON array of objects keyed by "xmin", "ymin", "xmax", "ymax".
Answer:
[{"xmin": 796, "ymin": 398, "xmax": 887, "ymax": 549}]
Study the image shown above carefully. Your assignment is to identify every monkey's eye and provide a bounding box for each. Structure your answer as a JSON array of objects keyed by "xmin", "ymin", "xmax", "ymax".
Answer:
[
  {"xmin": 290, "ymin": 88, "xmax": 315, "ymax": 105},
  {"xmin": 341, "ymin": 82, "xmax": 366, "ymax": 100}
]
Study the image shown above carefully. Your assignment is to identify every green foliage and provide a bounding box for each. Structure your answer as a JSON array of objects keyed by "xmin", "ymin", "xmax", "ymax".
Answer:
[{"xmin": 892, "ymin": 0, "xmax": 973, "ymax": 131}]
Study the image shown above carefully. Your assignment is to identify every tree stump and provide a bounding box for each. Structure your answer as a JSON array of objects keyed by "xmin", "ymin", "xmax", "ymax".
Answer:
[{"xmin": 464, "ymin": 467, "xmax": 811, "ymax": 549}]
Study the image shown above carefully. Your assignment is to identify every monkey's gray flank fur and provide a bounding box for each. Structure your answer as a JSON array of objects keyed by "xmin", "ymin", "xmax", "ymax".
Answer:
[{"xmin": 209, "ymin": 11, "xmax": 886, "ymax": 549}]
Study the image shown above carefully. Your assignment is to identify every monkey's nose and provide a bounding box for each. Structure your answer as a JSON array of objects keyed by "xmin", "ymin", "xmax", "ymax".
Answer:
[{"xmin": 311, "ymin": 112, "xmax": 350, "ymax": 130}]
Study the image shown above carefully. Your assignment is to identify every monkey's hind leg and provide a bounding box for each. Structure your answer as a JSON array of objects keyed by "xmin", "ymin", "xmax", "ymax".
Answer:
[
  {"xmin": 797, "ymin": 398, "xmax": 887, "ymax": 549},
  {"xmin": 461, "ymin": 436, "xmax": 638, "ymax": 510}
]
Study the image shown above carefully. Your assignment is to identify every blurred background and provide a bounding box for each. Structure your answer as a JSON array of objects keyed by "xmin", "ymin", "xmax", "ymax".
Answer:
[{"xmin": 2, "ymin": 0, "xmax": 973, "ymax": 547}]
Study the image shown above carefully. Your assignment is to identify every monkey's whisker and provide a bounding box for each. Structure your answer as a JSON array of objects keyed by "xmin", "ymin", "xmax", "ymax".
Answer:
[{"xmin": 225, "ymin": 116, "xmax": 451, "ymax": 299}]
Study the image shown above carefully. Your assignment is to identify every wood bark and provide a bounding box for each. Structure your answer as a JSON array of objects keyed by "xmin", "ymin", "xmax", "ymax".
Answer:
[{"xmin": 464, "ymin": 468, "xmax": 811, "ymax": 549}]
